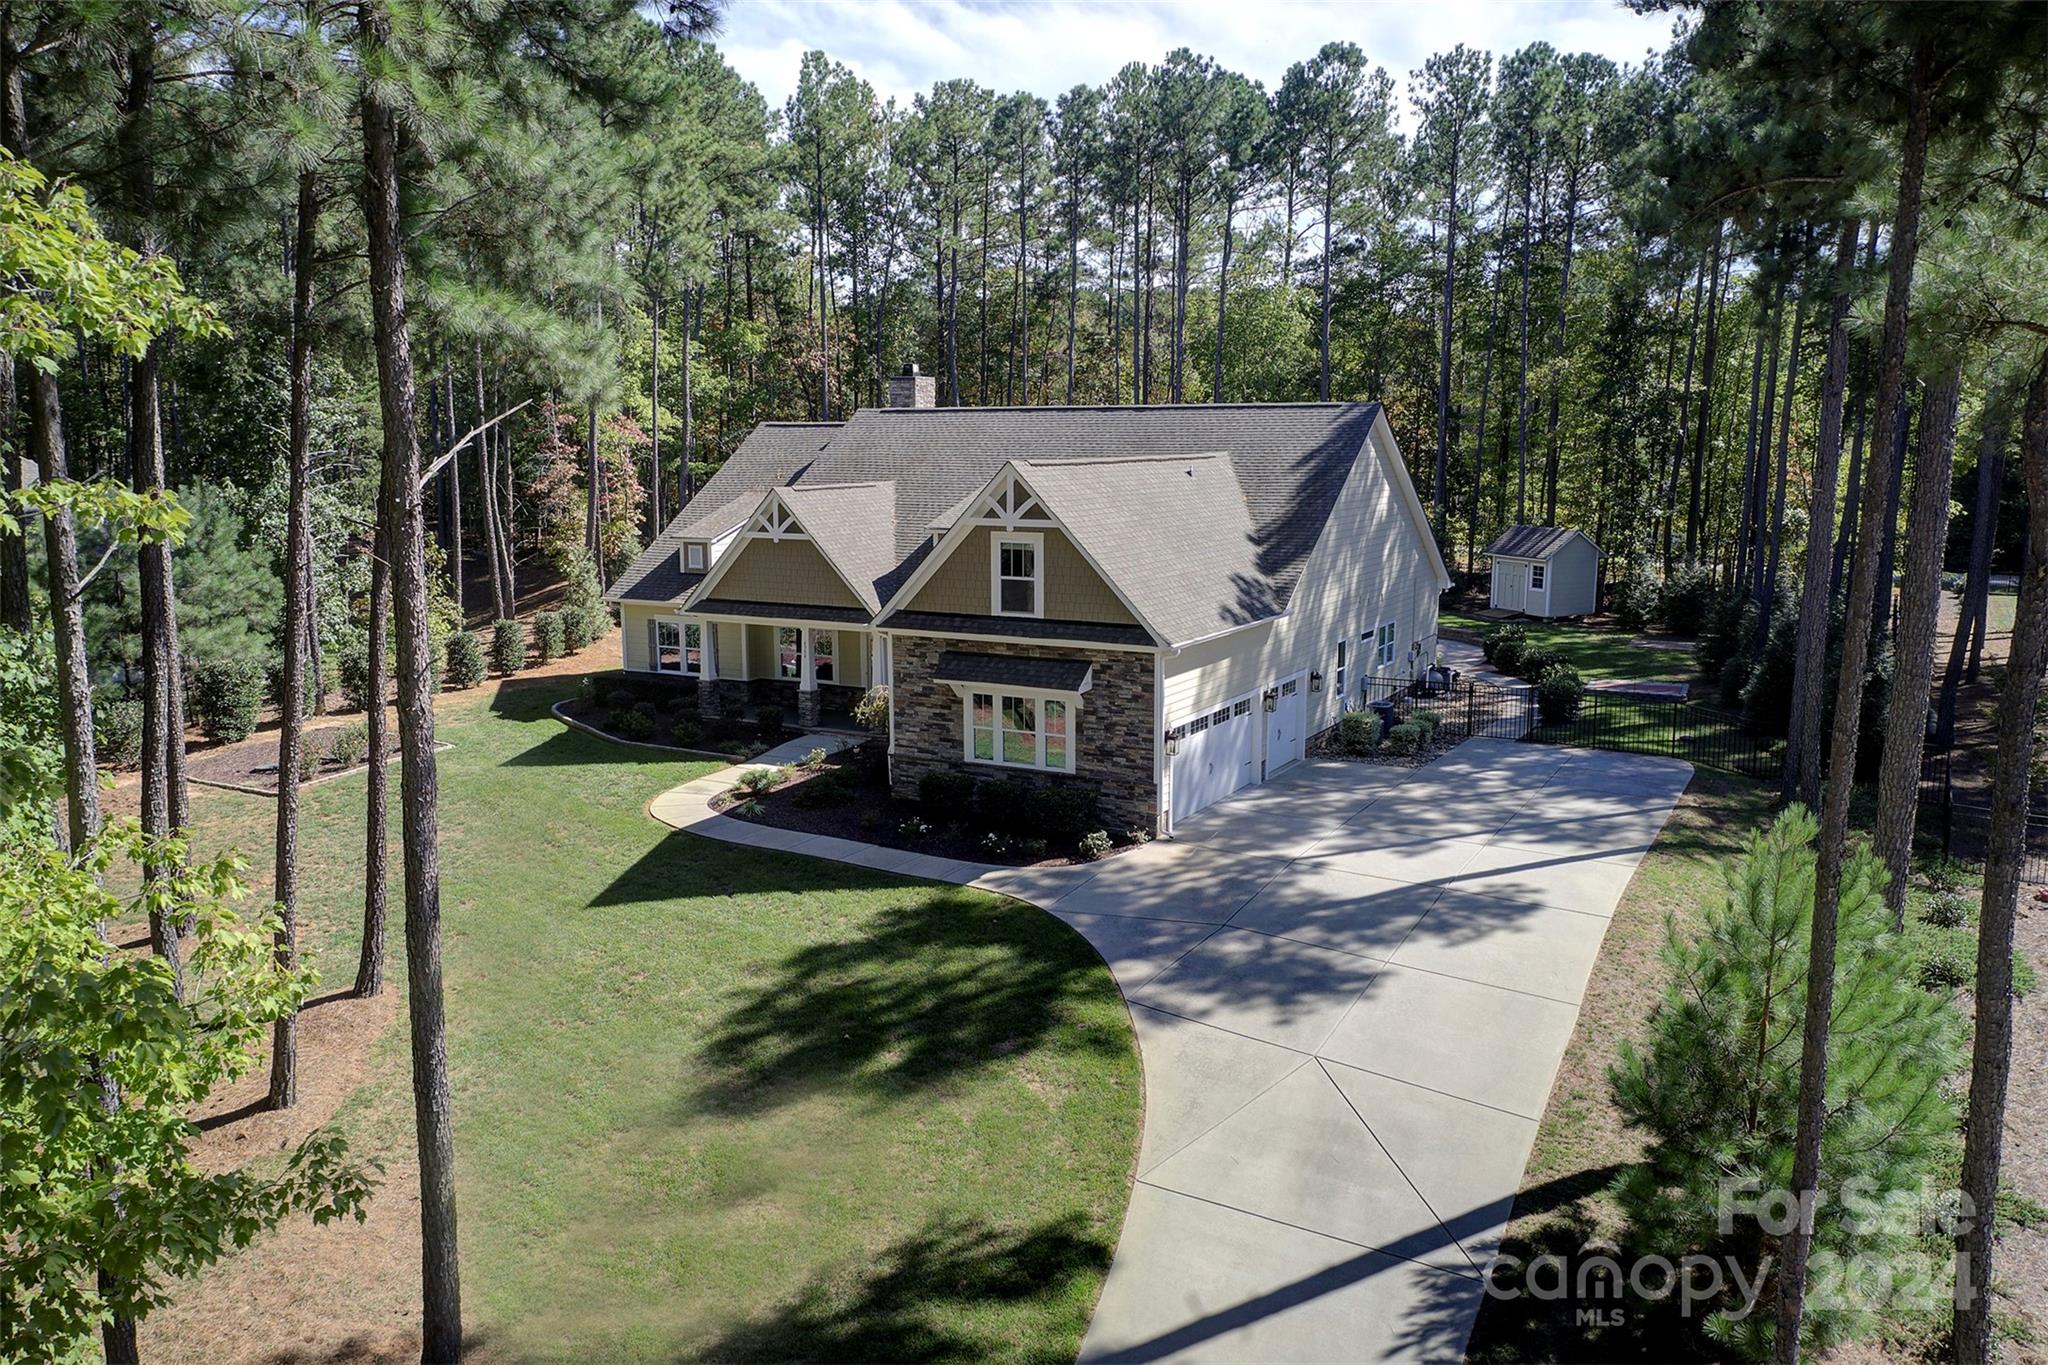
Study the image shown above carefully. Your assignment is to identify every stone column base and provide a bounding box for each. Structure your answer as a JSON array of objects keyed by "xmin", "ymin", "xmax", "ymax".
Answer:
[
  {"xmin": 697, "ymin": 676, "xmax": 723, "ymax": 720},
  {"xmin": 796, "ymin": 688, "xmax": 822, "ymax": 729}
]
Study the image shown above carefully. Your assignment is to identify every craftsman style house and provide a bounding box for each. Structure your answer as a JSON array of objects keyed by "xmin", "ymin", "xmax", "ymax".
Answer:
[{"xmin": 605, "ymin": 368, "xmax": 1449, "ymax": 835}]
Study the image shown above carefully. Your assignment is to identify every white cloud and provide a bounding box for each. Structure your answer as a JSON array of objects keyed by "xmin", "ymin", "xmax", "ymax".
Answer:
[{"xmin": 713, "ymin": 0, "xmax": 1678, "ymax": 125}]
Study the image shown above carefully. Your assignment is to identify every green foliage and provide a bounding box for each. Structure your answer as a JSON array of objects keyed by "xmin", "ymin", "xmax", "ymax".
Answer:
[
  {"xmin": 0, "ymin": 823, "xmax": 374, "ymax": 1357},
  {"xmin": 1383, "ymin": 720, "xmax": 1425, "ymax": 756},
  {"xmin": 0, "ymin": 629, "xmax": 64, "ymax": 831},
  {"xmin": 754, "ymin": 704, "xmax": 785, "ymax": 742},
  {"xmin": 445, "ymin": 631, "xmax": 486, "ymax": 690},
  {"xmin": 852, "ymin": 686, "xmax": 890, "ymax": 735},
  {"xmin": 1738, "ymin": 589, "xmax": 1801, "ymax": 737},
  {"xmin": 188, "ymin": 657, "xmax": 266, "ymax": 744},
  {"xmin": 1535, "ymin": 663, "xmax": 1585, "ymax": 724},
  {"xmin": 1696, "ymin": 593, "xmax": 1751, "ymax": 684},
  {"xmin": 1657, "ymin": 566, "xmax": 1721, "ymax": 638},
  {"xmin": 734, "ymin": 766, "xmax": 782, "ymax": 797},
  {"xmin": 329, "ymin": 721, "xmax": 371, "ymax": 769},
  {"xmin": 93, "ymin": 694, "xmax": 144, "ymax": 770},
  {"xmin": 919, "ymin": 769, "xmax": 974, "ymax": 816},
  {"xmin": 337, "ymin": 642, "xmax": 377, "ymax": 714},
  {"xmin": 1607, "ymin": 809, "xmax": 1963, "ymax": 1357},
  {"xmin": 490, "ymin": 619, "xmax": 526, "ymax": 676},
  {"xmin": 1338, "ymin": 709, "xmax": 1381, "ymax": 754},
  {"xmin": 562, "ymin": 553, "xmax": 604, "ymax": 624},
  {"xmin": 1076, "ymin": 830, "xmax": 1113, "ymax": 861},
  {"xmin": 1608, "ymin": 561, "xmax": 1660, "ymax": 633},
  {"xmin": 533, "ymin": 611, "xmax": 565, "ymax": 662},
  {"xmin": 1482, "ymin": 622, "xmax": 1526, "ymax": 670},
  {"xmin": 611, "ymin": 705, "xmax": 656, "ymax": 741},
  {"xmin": 559, "ymin": 605, "xmax": 594, "ymax": 654},
  {"xmin": 1514, "ymin": 646, "xmax": 1564, "ymax": 682}
]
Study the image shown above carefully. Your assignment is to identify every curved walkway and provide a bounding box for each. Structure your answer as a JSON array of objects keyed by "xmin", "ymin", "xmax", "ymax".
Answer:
[{"xmin": 649, "ymin": 737, "xmax": 1690, "ymax": 1363}]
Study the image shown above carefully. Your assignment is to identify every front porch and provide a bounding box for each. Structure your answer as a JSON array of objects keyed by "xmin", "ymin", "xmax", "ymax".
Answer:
[{"xmin": 620, "ymin": 602, "xmax": 885, "ymax": 731}]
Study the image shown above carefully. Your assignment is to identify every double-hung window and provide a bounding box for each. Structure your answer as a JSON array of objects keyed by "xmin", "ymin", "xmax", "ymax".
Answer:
[
  {"xmin": 993, "ymin": 532, "xmax": 1042, "ymax": 617},
  {"xmin": 1335, "ymin": 639, "xmax": 1347, "ymax": 698},
  {"xmin": 655, "ymin": 620, "xmax": 700, "ymax": 675},
  {"xmin": 776, "ymin": 626, "xmax": 801, "ymax": 679},
  {"xmin": 813, "ymin": 631, "xmax": 835, "ymax": 682},
  {"xmin": 1376, "ymin": 621, "xmax": 1398, "ymax": 669},
  {"xmin": 967, "ymin": 691, "xmax": 1073, "ymax": 771}
]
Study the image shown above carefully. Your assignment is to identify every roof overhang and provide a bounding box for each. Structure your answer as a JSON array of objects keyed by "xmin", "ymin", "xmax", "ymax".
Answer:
[{"xmin": 932, "ymin": 650, "xmax": 1094, "ymax": 695}]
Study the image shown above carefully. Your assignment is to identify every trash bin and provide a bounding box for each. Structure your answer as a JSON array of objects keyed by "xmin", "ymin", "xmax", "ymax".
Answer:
[{"xmin": 1369, "ymin": 698, "xmax": 1398, "ymax": 740}]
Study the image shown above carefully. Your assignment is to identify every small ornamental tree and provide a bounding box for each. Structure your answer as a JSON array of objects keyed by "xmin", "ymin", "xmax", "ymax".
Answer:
[
  {"xmin": 444, "ymin": 631, "xmax": 486, "ymax": 690},
  {"xmin": 533, "ymin": 610, "xmax": 564, "ymax": 662},
  {"xmin": 188, "ymin": 657, "xmax": 266, "ymax": 743},
  {"xmin": 559, "ymin": 604, "xmax": 593, "ymax": 653},
  {"xmin": 1607, "ymin": 808, "xmax": 1962, "ymax": 1358},
  {"xmin": 490, "ymin": 619, "xmax": 525, "ymax": 676},
  {"xmin": 0, "ymin": 824, "xmax": 376, "ymax": 1356}
]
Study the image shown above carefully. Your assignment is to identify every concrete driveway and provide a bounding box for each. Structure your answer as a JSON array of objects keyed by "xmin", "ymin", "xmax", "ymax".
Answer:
[
  {"xmin": 1053, "ymin": 738, "xmax": 1689, "ymax": 1363},
  {"xmin": 648, "ymin": 734, "xmax": 1689, "ymax": 1363}
]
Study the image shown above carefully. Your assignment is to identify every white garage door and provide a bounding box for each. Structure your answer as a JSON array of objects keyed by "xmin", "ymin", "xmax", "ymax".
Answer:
[{"xmin": 1170, "ymin": 695, "xmax": 1257, "ymax": 825}]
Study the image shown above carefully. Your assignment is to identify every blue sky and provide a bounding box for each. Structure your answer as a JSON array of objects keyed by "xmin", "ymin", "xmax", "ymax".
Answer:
[{"xmin": 713, "ymin": 0, "xmax": 1680, "ymax": 127}]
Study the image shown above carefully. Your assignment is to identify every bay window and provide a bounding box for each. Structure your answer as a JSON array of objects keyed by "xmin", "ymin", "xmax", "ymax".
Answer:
[{"xmin": 966, "ymin": 690, "xmax": 1073, "ymax": 772}]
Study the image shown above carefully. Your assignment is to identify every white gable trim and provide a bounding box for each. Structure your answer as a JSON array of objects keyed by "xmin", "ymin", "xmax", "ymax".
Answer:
[
  {"xmin": 681, "ymin": 488, "xmax": 875, "ymax": 615},
  {"xmin": 874, "ymin": 461, "xmax": 1167, "ymax": 645}
]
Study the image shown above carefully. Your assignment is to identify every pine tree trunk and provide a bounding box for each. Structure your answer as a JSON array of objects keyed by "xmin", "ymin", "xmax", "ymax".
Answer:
[
  {"xmin": 1784, "ymin": 220, "xmax": 1860, "ymax": 808},
  {"xmin": 1514, "ymin": 164, "xmax": 1533, "ymax": 524},
  {"xmin": 1468, "ymin": 202, "xmax": 1509, "ymax": 573},
  {"xmin": 1686, "ymin": 223, "xmax": 1727, "ymax": 564},
  {"xmin": 354, "ymin": 512, "xmax": 389, "ymax": 1000},
  {"xmin": 1539, "ymin": 168, "xmax": 1581, "ymax": 525},
  {"xmin": 1066, "ymin": 188, "xmax": 1080, "ymax": 403},
  {"xmin": 443, "ymin": 363, "xmax": 462, "ymax": 624},
  {"xmin": 680, "ymin": 288, "xmax": 695, "ymax": 501},
  {"xmin": 269, "ymin": 170, "xmax": 319, "ymax": 1112},
  {"xmin": 1773, "ymin": 48, "xmax": 1933, "ymax": 1360},
  {"xmin": 0, "ymin": 348, "xmax": 26, "ymax": 632},
  {"xmin": 1434, "ymin": 140, "xmax": 1459, "ymax": 530},
  {"xmin": 1871, "ymin": 392, "xmax": 1912, "ymax": 653},
  {"xmin": 1872, "ymin": 367, "xmax": 1960, "ymax": 924},
  {"xmin": 648, "ymin": 292, "xmax": 661, "ymax": 532},
  {"xmin": 1944, "ymin": 423, "xmax": 2005, "ymax": 721},
  {"xmin": 359, "ymin": 41, "xmax": 462, "ymax": 1360},
  {"xmin": 28, "ymin": 363, "xmax": 96, "ymax": 851},
  {"xmin": 1760, "ymin": 280, "xmax": 1809, "ymax": 622},
  {"xmin": 474, "ymin": 344, "xmax": 508, "ymax": 622},
  {"xmin": 1954, "ymin": 353, "xmax": 2048, "ymax": 1365},
  {"xmin": 1318, "ymin": 176, "xmax": 1335, "ymax": 402},
  {"xmin": 1213, "ymin": 200, "xmax": 1235, "ymax": 404}
]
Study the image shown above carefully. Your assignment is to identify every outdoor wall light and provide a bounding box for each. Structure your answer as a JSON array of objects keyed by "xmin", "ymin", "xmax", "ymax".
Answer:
[
  {"xmin": 1164, "ymin": 735, "xmax": 1180, "ymax": 756},
  {"xmin": 1263, "ymin": 689, "xmax": 1278, "ymax": 712},
  {"xmin": 1309, "ymin": 671, "xmax": 1324, "ymax": 692}
]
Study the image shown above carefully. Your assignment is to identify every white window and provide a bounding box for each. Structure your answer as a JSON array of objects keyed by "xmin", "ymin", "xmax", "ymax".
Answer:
[
  {"xmin": 1376, "ymin": 621, "xmax": 1397, "ymax": 669},
  {"xmin": 655, "ymin": 622, "xmax": 688, "ymax": 675},
  {"xmin": 992, "ymin": 532, "xmax": 1043, "ymax": 617},
  {"xmin": 1530, "ymin": 562, "xmax": 1546, "ymax": 591},
  {"xmin": 813, "ymin": 631, "xmax": 835, "ymax": 682},
  {"xmin": 1334, "ymin": 639, "xmax": 1346, "ymax": 698},
  {"xmin": 684, "ymin": 543, "xmax": 706, "ymax": 571},
  {"xmin": 777, "ymin": 626, "xmax": 801, "ymax": 679},
  {"xmin": 966, "ymin": 690, "xmax": 1073, "ymax": 771}
]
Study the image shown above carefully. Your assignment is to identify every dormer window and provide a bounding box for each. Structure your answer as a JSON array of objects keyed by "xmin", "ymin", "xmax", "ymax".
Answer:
[
  {"xmin": 992, "ymin": 532, "xmax": 1042, "ymax": 617},
  {"xmin": 684, "ymin": 543, "xmax": 706, "ymax": 571}
]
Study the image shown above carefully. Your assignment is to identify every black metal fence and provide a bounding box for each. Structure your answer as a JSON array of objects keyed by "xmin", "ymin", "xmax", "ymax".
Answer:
[
  {"xmin": 1918, "ymin": 745, "xmax": 2048, "ymax": 884},
  {"xmin": 1353, "ymin": 675, "xmax": 1784, "ymax": 780}
]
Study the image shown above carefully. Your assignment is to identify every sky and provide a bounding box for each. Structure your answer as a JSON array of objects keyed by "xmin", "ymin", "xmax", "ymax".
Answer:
[{"xmin": 713, "ymin": 0, "xmax": 1681, "ymax": 127}]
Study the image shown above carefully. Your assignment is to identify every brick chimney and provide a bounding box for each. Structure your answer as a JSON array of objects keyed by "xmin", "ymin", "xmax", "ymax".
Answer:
[{"xmin": 887, "ymin": 362, "xmax": 936, "ymax": 410}]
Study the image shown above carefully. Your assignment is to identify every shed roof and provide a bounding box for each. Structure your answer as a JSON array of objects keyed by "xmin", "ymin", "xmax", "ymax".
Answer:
[
  {"xmin": 931, "ymin": 651, "xmax": 1094, "ymax": 693},
  {"xmin": 1483, "ymin": 525, "xmax": 1600, "ymax": 560}
]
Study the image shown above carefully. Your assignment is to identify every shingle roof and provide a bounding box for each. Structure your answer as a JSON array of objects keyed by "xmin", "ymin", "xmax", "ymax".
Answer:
[
  {"xmin": 773, "ymin": 482, "xmax": 899, "ymax": 611},
  {"xmin": 691, "ymin": 599, "xmax": 873, "ymax": 625},
  {"xmin": 606, "ymin": 422, "xmax": 839, "ymax": 603},
  {"xmin": 932, "ymin": 651, "xmax": 1094, "ymax": 693},
  {"xmin": 1484, "ymin": 525, "xmax": 1597, "ymax": 560},
  {"xmin": 876, "ymin": 610, "xmax": 1156, "ymax": 648}
]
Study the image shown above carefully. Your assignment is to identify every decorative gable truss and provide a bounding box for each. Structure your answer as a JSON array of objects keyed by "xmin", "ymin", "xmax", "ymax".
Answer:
[
  {"xmin": 681, "ymin": 488, "xmax": 875, "ymax": 613},
  {"xmin": 748, "ymin": 497, "xmax": 810, "ymax": 542},
  {"xmin": 971, "ymin": 471, "xmax": 1057, "ymax": 532}
]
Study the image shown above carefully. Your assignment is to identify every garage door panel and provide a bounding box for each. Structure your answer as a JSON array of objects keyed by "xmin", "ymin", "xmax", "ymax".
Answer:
[{"xmin": 1171, "ymin": 694, "xmax": 1256, "ymax": 825}]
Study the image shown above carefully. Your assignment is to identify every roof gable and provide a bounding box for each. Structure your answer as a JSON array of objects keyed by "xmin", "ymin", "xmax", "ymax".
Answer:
[{"xmin": 1484, "ymin": 525, "xmax": 1599, "ymax": 560}]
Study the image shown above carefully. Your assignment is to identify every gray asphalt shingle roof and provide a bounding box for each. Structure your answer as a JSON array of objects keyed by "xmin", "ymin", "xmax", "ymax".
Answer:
[
  {"xmin": 931, "ymin": 651, "xmax": 1095, "ymax": 693},
  {"xmin": 1484, "ymin": 525, "xmax": 1597, "ymax": 559}
]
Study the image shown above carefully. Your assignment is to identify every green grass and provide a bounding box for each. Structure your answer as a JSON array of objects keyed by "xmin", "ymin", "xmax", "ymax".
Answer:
[
  {"xmin": 165, "ymin": 674, "xmax": 1141, "ymax": 1362},
  {"xmin": 1530, "ymin": 699, "xmax": 1781, "ymax": 777},
  {"xmin": 1442, "ymin": 607, "xmax": 1698, "ymax": 682}
]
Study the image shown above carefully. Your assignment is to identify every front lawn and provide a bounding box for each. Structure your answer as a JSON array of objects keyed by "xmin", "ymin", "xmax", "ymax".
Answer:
[
  {"xmin": 1441, "ymin": 607, "xmax": 1699, "ymax": 683},
  {"xmin": 138, "ymin": 672, "xmax": 1142, "ymax": 1362}
]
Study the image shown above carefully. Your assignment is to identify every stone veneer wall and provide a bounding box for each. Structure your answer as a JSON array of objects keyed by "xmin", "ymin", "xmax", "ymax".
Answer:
[{"xmin": 888, "ymin": 633, "xmax": 1159, "ymax": 836}]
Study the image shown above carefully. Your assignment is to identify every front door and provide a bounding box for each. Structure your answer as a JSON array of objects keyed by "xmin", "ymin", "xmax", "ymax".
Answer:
[{"xmin": 1265, "ymin": 675, "xmax": 1305, "ymax": 777}]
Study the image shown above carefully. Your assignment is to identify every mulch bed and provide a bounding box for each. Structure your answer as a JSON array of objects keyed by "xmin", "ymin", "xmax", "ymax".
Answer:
[
  {"xmin": 558, "ymin": 694, "xmax": 773, "ymax": 759},
  {"xmin": 183, "ymin": 717, "xmax": 404, "ymax": 797},
  {"xmin": 1306, "ymin": 731, "xmax": 1459, "ymax": 770},
  {"xmin": 708, "ymin": 746, "xmax": 1128, "ymax": 869}
]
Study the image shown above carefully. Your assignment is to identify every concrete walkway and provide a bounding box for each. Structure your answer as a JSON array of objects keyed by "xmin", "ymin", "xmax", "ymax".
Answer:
[{"xmin": 647, "ymin": 737, "xmax": 1689, "ymax": 1363}]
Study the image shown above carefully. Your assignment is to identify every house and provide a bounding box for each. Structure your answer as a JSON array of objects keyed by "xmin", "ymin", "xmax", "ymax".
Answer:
[
  {"xmin": 1483, "ymin": 525, "xmax": 1600, "ymax": 619},
  {"xmin": 604, "ymin": 369, "xmax": 1450, "ymax": 834}
]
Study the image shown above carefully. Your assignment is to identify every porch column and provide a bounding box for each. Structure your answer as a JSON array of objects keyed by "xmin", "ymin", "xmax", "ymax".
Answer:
[
  {"xmin": 697, "ymin": 619, "xmax": 722, "ymax": 720},
  {"xmin": 797, "ymin": 624, "xmax": 821, "ymax": 728}
]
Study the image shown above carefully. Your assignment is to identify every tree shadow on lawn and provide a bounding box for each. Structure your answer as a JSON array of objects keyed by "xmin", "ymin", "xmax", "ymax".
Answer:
[{"xmin": 700, "ymin": 1211, "xmax": 1112, "ymax": 1362}]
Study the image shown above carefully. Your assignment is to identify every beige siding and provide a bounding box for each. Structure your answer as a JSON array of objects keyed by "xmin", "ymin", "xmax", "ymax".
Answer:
[
  {"xmin": 713, "ymin": 536, "xmax": 863, "ymax": 609},
  {"xmin": 1163, "ymin": 417, "xmax": 1442, "ymax": 736},
  {"xmin": 907, "ymin": 525, "xmax": 1136, "ymax": 624},
  {"xmin": 619, "ymin": 604, "xmax": 660, "ymax": 670}
]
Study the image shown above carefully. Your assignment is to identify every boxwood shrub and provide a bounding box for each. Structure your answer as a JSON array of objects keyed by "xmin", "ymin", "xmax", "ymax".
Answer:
[
  {"xmin": 189, "ymin": 657, "xmax": 266, "ymax": 743},
  {"xmin": 445, "ymin": 631, "xmax": 487, "ymax": 690},
  {"xmin": 533, "ymin": 610, "xmax": 565, "ymax": 662},
  {"xmin": 490, "ymin": 618, "xmax": 526, "ymax": 675}
]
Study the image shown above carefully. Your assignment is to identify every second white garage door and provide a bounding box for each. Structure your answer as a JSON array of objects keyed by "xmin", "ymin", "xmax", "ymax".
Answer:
[{"xmin": 1170, "ymin": 694, "xmax": 1257, "ymax": 825}]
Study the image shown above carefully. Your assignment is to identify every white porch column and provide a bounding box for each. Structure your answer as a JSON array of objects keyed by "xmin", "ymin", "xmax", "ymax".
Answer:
[
  {"xmin": 696, "ymin": 617, "xmax": 724, "ymax": 720},
  {"xmin": 796, "ymin": 624, "xmax": 821, "ymax": 728}
]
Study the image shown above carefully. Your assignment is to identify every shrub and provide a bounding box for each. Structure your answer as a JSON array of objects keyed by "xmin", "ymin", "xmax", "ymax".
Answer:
[
  {"xmin": 444, "ymin": 631, "xmax": 486, "ymax": 690},
  {"xmin": 490, "ymin": 619, "xmax": 526, "ymax": 675},
  {"xmin": 93, "ymin": 696, "xmax": 144, "ymax": 769},
  {"xmin": 919, "ymin": 768, "xmax": 975, "ymax": 816},
  {"xmin": 670, "ymin": 720, "xmax": 703, "ymax": 749},
  {"xmin": 1535, "ymin": 663, "xmax": 1585, "ymax": 725},
  {"xmin": 562, "ymin": 552, "xmax": 604, "ymax": 623},
  {"xmin": 792, "ymin": 769, "xmax": 856, "ymax": 808},
  {"xmin": 612, "ymin": 705, "xmax": 655, "ymax": 741},
  {"xmin": 852, "ymin": 685, "xmax": 889, "ymax": 735},
  {"xmin": 329, "ymin": 720, "xmax": 371, "ymax": 769},
  {"xmin": 533, "ymin": 611, "xmax": 565, "ymax": 663},
  {"xmin": 1482, "ymin": 622, "xmax": 1526, "ymax": 669},
  {"xmin": 1608, "ymin": 809, "xmax": 1962, "ymax": 1356},
  {"xmin": 296, "ymin": 736, "xmax": 326, "ymax": 783},
  {"xmin": 1695, "ymin": 594, "xmax": 1751, "ymax": 683},
  {"xmin": 898, "ymin": 816, "xmax": 934, "ymax": 838},
  {"xmin": 754, "ymin": 704, "xmax": 785, "ymax": 742},
  {"xmin": 603, "ymin": 686, "xmax": 637, "ymax": 712},
  {"xmin": 1028, "ymin": 784, "xmax": 1100, "ymax": 842},
  {"xmin": 1656, "ymin": 564, "xmax": 1720, "ymax": 637},
  {"xmin": 1608, "ymin": 560, "xmax": 1660, "ymax": 633},
  {"xmin": 189, "ymin": 657, "xmax": 266, "ymax": 743},
  {"xmin": 734, "ymin": 767, "xmax": 782, "ymax": 797},
  {"xmin": 1119, "ymin": 828, "xmax": 1154, "ymax": 847},
  {"xmin": 974, "ymin": 777, "xmax": 1040, "ymax": 833},
  {"xmin": 337, "ymin": 643, "xmax": 376, "ymax": 713},
  {"xmin": 1383, "ymin": 720, "xmax": 1425, "ymax": 756},
  {"xmin": 1338, "ymin": 709, "xmax": 1380, "ymax": 755},
  {"xmin": 796, "ymin": 746, "xmax": 828, "ymax": 770},
  {"xmin": 1077, "ymin": 830, "xmax": 1113, "ymax": 861},
  {"xmin": 1514, "ymin": 646, "xmax": 1564, "ymax": 682},
  {"xmin": 560, "ymin": 604, "xmax": 594, "ymax": 653},
  {"xmin": 1913, "ymin": 927, "xmax": 1975, "ymax": 992},
  {"xmin": 1411, "ymin": 709, "xmax": 1442, "ymax": 737}
]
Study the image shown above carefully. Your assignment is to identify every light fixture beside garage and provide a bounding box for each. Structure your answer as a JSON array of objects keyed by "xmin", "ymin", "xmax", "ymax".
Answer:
[
  {"xmin": 1263, "ymin": 688, "xmax": 1278, "ymax": 712},
  {"xmin": 1309, "ymin": 671, "xmax": 1324, "ymax": 692},
  {"xmin": 1163, "ymin": 732, "xmax": 1180, "ymax": 757}
]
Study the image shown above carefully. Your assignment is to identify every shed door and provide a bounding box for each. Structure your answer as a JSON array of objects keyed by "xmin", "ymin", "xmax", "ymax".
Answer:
[
  {"xmin": 1170, "ymin": 694, "xmax": 1256, "ymax": 825},
  {"xmin": 1494, "ymin": 562, "xmax": 1525, "ymax": 612}
]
